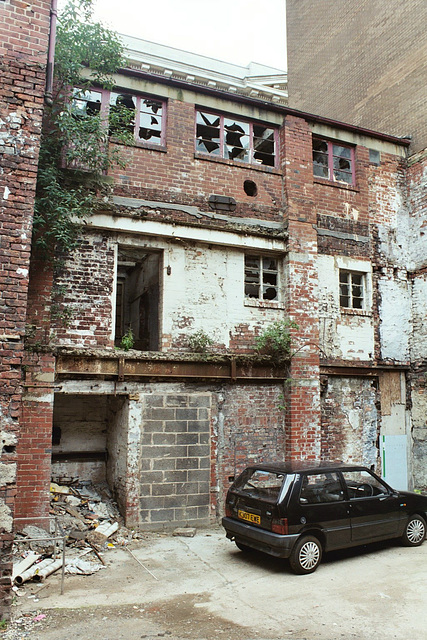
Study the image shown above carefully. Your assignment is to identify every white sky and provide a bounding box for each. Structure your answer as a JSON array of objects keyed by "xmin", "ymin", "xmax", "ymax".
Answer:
[{"xmin": 63, "ymin": 0, "xmax": 287, "ymax": 70}]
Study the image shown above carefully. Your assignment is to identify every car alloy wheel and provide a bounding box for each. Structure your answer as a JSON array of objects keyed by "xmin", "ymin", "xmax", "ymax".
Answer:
[{"xmin": 404, "ymin": 516, "xmax": 426, "ymax": 546}]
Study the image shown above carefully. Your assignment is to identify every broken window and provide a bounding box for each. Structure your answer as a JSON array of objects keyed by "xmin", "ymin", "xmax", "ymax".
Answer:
[
  {"xmin": 196, "ymin": 110, "xmax": 276, "ymax": 167},
  {"xmin": 339, "ymin": 270, "xmax": 364, "ymax": 309},
  {"xmin": 115, "ymin": 248, "xmax": 160, "ymax": 350},
  {"xmin": 70, "ymin": 87, "xmax": 165, "ymax": 146},
  {"xmin": 110, "ymin": 92, "xmax": 164, "ymax": 144},
  {"xmin": 71, "ymin": 88, "xmax": 103, "ymax": 118},
  {"xmin": 313, "ymin": 137, "xmax": 355, "ymax": 185},
  {"xmin": 245, "ymin": 255, "xmax": 278, "ymax": 301}
]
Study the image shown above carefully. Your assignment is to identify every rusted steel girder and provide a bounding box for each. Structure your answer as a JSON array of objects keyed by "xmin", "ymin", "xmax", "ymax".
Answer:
[{"xmin": 55, "ymin": 354, "xmax": 289, "ymax": 382}]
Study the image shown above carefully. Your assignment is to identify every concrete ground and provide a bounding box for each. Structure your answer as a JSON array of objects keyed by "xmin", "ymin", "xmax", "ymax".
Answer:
[{"xmin": 5, "ymin": 526, "xmax": 427, "ymax": 640}]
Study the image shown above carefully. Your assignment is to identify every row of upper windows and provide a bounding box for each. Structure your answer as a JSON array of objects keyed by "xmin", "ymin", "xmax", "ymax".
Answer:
[{"xmin": 72, "ymin": 87, "xmax": 360, "ymax": 181}]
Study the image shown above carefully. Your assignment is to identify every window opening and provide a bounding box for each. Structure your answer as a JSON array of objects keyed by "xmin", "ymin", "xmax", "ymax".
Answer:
[
  {"xmin": 196, "ymin": 110, "xmax": 276, "ymax": 167},
  {"xmin": 339, "ymin": 270, "xmax": 364, "ymax": 309},
  {"xmin": 313, "ymin": 137, "xmax": 354, "ymax": 185},
  {"xmin": 369, "ymin": 149, "xmax": 381, "ymax": 165},
  {"xmin": 115, "ymin": 248, "xmax": 160, "ymax": 350},
  {"xmin": 71, "ymin": 88, "xmax": 102, "ymax": 117},
  {"xmin": 245, "ymin": 255, "xmax": 278, "ymax": 301},
  {"xmin": 138, "ymin": 98, "xmax": 163, "ymax": 143},
  {"xmin": 109, "ymin": 92, "xmax": 136, "ymax": 138},
  {"xmin": 71, "ymin": 87, "xmax": 165, "ymax": 145}
]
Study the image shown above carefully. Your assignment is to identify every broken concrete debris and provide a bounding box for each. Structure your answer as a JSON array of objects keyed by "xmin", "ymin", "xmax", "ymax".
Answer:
[{"xmin": 12, "ymin": 481, "xmax": 133, "ymax": 590}]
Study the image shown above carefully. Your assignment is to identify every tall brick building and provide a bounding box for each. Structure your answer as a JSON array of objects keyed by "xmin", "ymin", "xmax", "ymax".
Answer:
[
  {"xmin": 1, "ymin": 6, "xmax": 427, "ymax": 620},
  {"xmin": 286, "ymin": 0, "xmax": 427, "ymax": 153},
  {"xmin": 0, "ymin": 0, "xmax": 51, "ymax": 619},
  {"xmin": 17, "ymin": 33, "xmax": 426, "ymax": 543}
]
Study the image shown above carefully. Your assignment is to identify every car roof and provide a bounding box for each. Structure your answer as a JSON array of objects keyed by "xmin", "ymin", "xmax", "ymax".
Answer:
[{"xmin": 242, "ymin": 461, "xmax": 368, "ymax": 474}]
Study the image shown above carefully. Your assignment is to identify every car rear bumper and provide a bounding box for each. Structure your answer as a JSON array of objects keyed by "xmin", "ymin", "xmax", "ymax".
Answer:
[{"xmin": 222, "ymin": 517, "xmax": 299, "ymax": 558}]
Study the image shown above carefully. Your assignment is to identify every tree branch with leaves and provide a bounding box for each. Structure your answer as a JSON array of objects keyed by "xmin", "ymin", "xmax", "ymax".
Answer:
[{"xmin": 34, "ymin": 0, "xmax": 131, "ymax": 259}]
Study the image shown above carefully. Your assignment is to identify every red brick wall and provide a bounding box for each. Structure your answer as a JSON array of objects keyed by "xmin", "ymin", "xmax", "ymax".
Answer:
[
  {"xmin": 217, "ymin": 383, "xmax": 286, "ymax": 510},
  {"xmin": 109, "ymin": 98, "xmax": 283, "ymax": 223},
  {"xmin": 281, "ymin": 116, "xmax": 321, "ymax": 459},
  {"xmin": 0, "ymin": 0, "xmax": 50, "ymax": 619}
]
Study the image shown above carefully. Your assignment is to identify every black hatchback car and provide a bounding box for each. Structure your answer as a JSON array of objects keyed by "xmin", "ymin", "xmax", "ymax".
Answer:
[{"xmin": 222, "ymin": 461, "xmax": 427, "ymax": 574}]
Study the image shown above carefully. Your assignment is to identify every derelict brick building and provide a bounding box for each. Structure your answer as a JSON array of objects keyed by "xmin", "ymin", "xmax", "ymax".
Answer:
[{"xmin": 16, "ymin": 35, "xmax": 427, "ymax": 540}]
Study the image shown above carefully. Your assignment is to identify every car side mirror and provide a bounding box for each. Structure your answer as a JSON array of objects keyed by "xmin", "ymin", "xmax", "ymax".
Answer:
[{"xmin": 228, "ymin": 475, "xmax": 235, "ymax": 483}]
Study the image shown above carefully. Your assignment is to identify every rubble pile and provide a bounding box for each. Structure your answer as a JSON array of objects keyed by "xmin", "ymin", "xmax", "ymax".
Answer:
[{"xmin": 12, "ymin": 481, "xmax": 134, "ymax": 592}]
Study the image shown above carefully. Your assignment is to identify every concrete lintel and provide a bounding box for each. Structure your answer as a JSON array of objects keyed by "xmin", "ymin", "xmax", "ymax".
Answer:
[
  {"xmin": 316, "ymin": 227, "xmax": 369, "ymax": 243},
  {"xmin": 88, "ymin": 204, "xmax": 286, "ymax": 248}
]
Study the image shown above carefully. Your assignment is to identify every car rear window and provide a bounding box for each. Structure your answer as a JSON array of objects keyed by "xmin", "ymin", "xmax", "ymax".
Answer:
[{"xmin": 233, "ymin": 469, "xmax": 294, "ymax": 504}]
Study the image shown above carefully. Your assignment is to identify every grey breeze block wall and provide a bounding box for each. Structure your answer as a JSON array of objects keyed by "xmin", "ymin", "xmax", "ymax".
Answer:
[{"xmin": 140, "ymin": 393, "xmax": 211, "ymax": 528}]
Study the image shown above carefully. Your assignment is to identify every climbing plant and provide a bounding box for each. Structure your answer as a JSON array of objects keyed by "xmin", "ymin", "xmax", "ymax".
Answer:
[{"xmin": 34, "ymin": 0, "xmax": 131, "ymax": 259}]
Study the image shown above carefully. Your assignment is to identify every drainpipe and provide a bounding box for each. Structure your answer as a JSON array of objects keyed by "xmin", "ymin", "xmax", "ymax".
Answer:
[{"xmin": 45, "ymin": 0, "xmax": 58, "ymax": 106}]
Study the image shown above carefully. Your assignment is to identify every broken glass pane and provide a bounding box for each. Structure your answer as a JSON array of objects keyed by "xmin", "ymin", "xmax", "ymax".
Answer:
[
  {"xmin": 313, "ymin": 139, "xmax": 329, "ymax": 178},
  {"xmin": 253, "ymin": 126, "xmax": 275, "ymax": 166},
  {"xmin": 109, "ymin": 92, "xmax": 136, "ymax": 137},
  {"xmin": 224, "ymin": 118, "xmax": 249, "ymax": 162},
  {"xmin": 333, "ymin": 144, "xmax": 351, "ymax": 159},
  {"xmin": 71, "ymin": 89, "xmax": 102, "ymax": 117},
  {"xmin": 245, "ymin": 255, "xmax": 260, "ymax": 298},
  {"xmin": 138, "ymin": 98, "xmax": 163, "ymax": 143},
  {"xmin": 196, "ymin": 111, "xmax": 220, "ymax": 154},
  {"xmin": 313, "ymin": 139, "xmax": 328, "ymax": 152}
]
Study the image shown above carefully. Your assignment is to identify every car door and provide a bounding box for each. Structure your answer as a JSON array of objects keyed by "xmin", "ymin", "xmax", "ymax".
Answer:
[
  {"xmin": 294, "ymin": 471, "xmax": 351, "ymax": 551},
  {"xmin": 340, "ymin": 469, "xmax": 401, "ymax": 543}
]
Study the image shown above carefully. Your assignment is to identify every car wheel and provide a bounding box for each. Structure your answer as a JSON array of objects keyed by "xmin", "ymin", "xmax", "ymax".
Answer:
[
  {"xmin": 401, "ymin": 515, "xmax": 426, "ymax": 547},
  {"xmin": 235, "ymin": 541, "xmax": 252, "ymax": 552},
  {"xmin": 289, "ymin": 536, "xmax": 322, "ymax": 574}
]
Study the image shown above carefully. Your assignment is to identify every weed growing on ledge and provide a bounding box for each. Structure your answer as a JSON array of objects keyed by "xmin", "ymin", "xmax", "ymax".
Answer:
[
  {"xmin": 188, "ymin": 329, "xmax": 214, "ymax": 353},
  {"xmin": 120, "ymin": 327, "xmax": 135, "ymax": 351},
  {"xmin": 255, "ymin": 319, "xmax": 299, "ymax": 359}
]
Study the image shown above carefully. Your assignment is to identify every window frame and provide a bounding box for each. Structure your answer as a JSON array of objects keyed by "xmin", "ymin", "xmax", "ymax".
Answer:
[
  {"xmin": 195, "ymin": 109, "xmax": 278, "ymax": 168},
  {"xmin": 312, "ymin": 137, "xmax": 356, "ymax": 186},
  {"xmin": 71, "ymin": 86, "xmax": 167, "ymax": 147},
  {"xmin": 244, "ymin": 254, "xmax": 280, "ymax": 302},
  {"xmin": 339, "ymin": 269, "xmax": 366, "ymax": 310}
]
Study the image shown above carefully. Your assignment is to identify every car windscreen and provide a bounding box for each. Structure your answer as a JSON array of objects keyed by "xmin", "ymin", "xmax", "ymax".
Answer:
[{"xmin": 232, "ymin": 469, "xmax": 294, "ymax": 504}]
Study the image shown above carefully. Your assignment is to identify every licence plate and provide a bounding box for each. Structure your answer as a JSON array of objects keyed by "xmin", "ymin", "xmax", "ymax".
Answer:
[{"xmin": 238, "ymin": 509, "xmax": 261, "ymax": 525}]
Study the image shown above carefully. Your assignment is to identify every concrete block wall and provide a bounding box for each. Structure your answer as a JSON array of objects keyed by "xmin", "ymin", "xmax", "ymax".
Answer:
[
  {"xmin": 139, "ymin": 392, "xmax": 211, "ymax": 528},
  {"xmin": 0, "ymin": 0, "xmax": 50, "ymax": 619}
]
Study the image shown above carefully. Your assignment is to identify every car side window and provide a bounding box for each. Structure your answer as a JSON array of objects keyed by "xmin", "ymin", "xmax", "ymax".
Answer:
[
  {"xmin": 299, "ymin": 472, "xmax": 344, "ymax": 504},
  {"xmin": 341, "ymin": 470, "xmax": 389, "ymax": 499}
]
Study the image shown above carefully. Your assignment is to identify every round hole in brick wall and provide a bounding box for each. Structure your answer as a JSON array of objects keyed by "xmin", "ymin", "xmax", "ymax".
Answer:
[{"xmin": 244, "ymin": 180, "xmax": 258, "ymax": 197}]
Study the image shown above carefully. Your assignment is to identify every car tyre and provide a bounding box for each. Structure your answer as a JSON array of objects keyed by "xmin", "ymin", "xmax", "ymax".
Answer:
[
  {"xmin": 289, "ymin": 536, "xmax": 322, "ymax": 574},
  {"xmin": 401, "ymin": 515, "xmax": 426, "ymax": 547},
  {"xmin": 235, "ymin": 541, "xmax": 253, "ymax": 553}
]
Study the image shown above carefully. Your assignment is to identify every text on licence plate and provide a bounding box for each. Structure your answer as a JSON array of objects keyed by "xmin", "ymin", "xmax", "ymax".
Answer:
[{"xmin": 238, "ymin": 510, "xmax": 261, "ymax": 525}]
